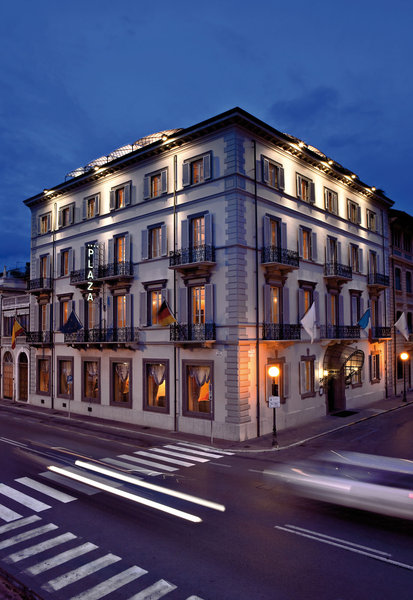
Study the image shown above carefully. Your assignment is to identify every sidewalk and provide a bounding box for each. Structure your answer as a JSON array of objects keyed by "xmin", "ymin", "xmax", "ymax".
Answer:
[{"xmin": 1, "ymin": 392, "xmax": 412, "ymax": 453}]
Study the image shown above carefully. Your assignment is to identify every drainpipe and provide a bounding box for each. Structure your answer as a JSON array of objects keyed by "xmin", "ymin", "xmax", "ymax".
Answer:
[
  {"xmin": 253, "ymin": 141, "xmax": 260, "ymax": 437},
  {"xmin": 390, "ymin": 222, "xmax": 397, "ymax": 397},
  {"xmin": 382, "ymin": 209, "xmax": 388, "ymax": 398},
  {"xmin": 173, "ymin": 155, "xmax": 178, "ymax": 432},
  {"xmin": 51, "ymin": 203, "xmax": 56, "ymax": 410}
]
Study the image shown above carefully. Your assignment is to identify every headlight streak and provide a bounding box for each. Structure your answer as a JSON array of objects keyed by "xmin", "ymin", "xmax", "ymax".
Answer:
[
  {"xmin": 75, "ymin": 460, "xmax": 226, "ymax": 512},
  {"xmin": 47, "ymin": 465, "xmax": 202, "ymax": 523}
]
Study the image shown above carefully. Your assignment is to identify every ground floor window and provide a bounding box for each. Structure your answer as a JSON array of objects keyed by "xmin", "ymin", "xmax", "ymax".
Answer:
[
  {"xmin": 183, "ymin": 361, "xmax": 213, "ymax": 417},
  {"xmin": 369, "ymin": 352, "xmax": 380, "ymax": 383},
  {"xmin": 143, "ymin": 360, "xmax": 169, "ymax": 412},
  {"xmin": 37, "ymin": 357, "xmax": 50, "ymax": 395},
  {"xmin": 300, "ymin": 355, "xmax": 315, "ymax": 398},
  {"xmin": 111, "ymin": 359, "xmax": 131, "ymax": 407},
  {"xmin": 82, "ymin": 359, "xmax": 100, "ymax": 403},
  {"xmin": 57, "ymin": 357, "xmax": 73, "ymax": 399}
]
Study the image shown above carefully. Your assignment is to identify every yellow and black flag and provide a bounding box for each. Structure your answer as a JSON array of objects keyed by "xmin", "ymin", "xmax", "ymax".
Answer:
[
  {"xmin": 11, "ymin": 318, "xmax": 25, "ymax": 349},
  {"xmin": 157, "ymin": 300, "xmax": 176, "ymax": 326}
]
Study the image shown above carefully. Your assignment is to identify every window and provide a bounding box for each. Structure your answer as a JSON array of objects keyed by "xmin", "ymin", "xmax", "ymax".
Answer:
[
  {"xmin": 350, "ymin": 292, "xmax": 361, "ymax": 325},
  {"xmin": 115, "ymin": 295, "xmax": 126, "ymax": 328},
  {"xmin": 299, "ymin": 227, "xmax": 316, "ymax": 261},
  {"xmin": 141, "ymin": 224, "xmax": 167, "ymax": 260},
  {"xmin": 58, "ymin": 204, "xmax": 74, "ymax": 228},
  {"xmin": 324, "ymin": 188, "xmax": 338, "ymax": 214},
  {"xmin": 296, "ymin": 174, "xmax": 315, "ymax": 203},
  {"xmin": 327, "ymin": 237, "xmax": 338, "ymax": 264},
  {"xmin": 404, "ymin": 234, "xmax": 412, "ymax": 253},
  {"xmin": 269, "ymin": 286, "xmax": 280, "ymax": 323},
  {"xmin": 149, "ymin": 227, "xmax": 161, "ymax": 258},
  {"xmin": 190, "ymin": 216, "xmax": 205, "ymax": 248},
  {"xmin": 85, "ymin": 298, "xmax": 99, "ymax": 330},
  {"xmin": 183, "ymin": 361, "xmax": 213, "ymax": 417},
  {"xmin": 392, "ymin": 229, "xmax": 401, "ymax": 248},
  {"xmin": 269, "ymin": 219, "xmax": 280, "ymax": 247},
  {"xmin": 37, "ymin": 358, "xmax": 50, "ymax": 395},
  {"xmin": 3, "ymin": 316, "xmax": 14, "ymax": 336},
  {"xmin": 144, "ymin": 170, "xmax": 167, "ymax": 199},
  {"xmin": 328, "ymin": 293, "xmax": 339, "ymax": 326},
  {"xmin": 39, "ymin": 304, "xmax": 47, "ymax": 331},
  {"xmin": 369, "ymin": 251, "xmax": 377, "ymax": 276},
  {"xmin": 61, "ymin": 250, "xmax": 69, "ymax": 276},
  {"xmin": 82, "ymin": 359, "xmax": 100, "ymax": 403},
  {"xmin": 39, "ymin": 213, "xmax": 51, "ymax": 235},
  {"xmin": 407, "ymin": 271, "xmax": 412, "ymax": 293},
  {"xmin": 150, "ymin": 290, "xmax": 162, "ymax": 325},
  {"xmin": 262, "ymin": 157, "xmax": 285, "ymax": 190},
  {"xmin": 191, "ymin": 286, "xmax": 205, "ymax": 324},
  {"xmin": 40, "ymin": 256, "xmax": 48, "ymax": 279},
  {"xmin": 110, "ymin": 359, "xmax": 131, "ymax": 407},
  {"xmin": 143, "ymin": 360, "xmax": 169, "ymax": 412},
  {"xmin": 115, "ymin": 236, "xmax": 126, "ymax": 264},
  {"xmin": 350, "ymin": 245, "xmax": 359, "ymax": 273},
  {"xmin": 61, "ymin": 300, "xmax": 69, "ymax": 328},
  {"xmin": 395, "ymin": 267, "xmax": 402, "ymax": 291},
  {"xmin": 347, "ymin": 199, "xmax": 361, "ymax": 225},
  {"xmin": 110, "ymin": 182, "xmax": 131, "ymax": 210},
  {"xmin": 369, "ymin": 353, "xmax": 380, "ymax": 383},
  {"xmin": 57, "ymin": 357, "xmax": 73, "ymax": 399},
  {"xmin": 300, "ymin": 355, "xmax": 315, "ymax": 398},
  {"xmin": 183, "ymin": 153, "xmax": 212, "ymax": 187},
  {"xmin": 83, "ymin": 194, "xmax": 100, "ymax": 219},
  {"xmin": 298, "ymin": 282, "xmax": 317, "ymax": 321},
  {"xmin": 366, "ymin": 209, "xmax": 377, "ymax": 232}
]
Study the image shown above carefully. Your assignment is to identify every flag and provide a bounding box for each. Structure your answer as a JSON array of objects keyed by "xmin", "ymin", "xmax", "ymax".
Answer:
[
  {"xmin": 157, "ymin": 300, "xmax": 176, "ymax": 326},
  {"xmin": 300, "ymin": 302, "xmax": 317, "ymax": 343},
  {"xmin": 11, "ymin": 318, "xmax": 25, "ymax": 349},
  {"xmin": 60, "ymin": 310, "xmax": 83, "ymax": 334},
  {"xmin": 394, "ymin": 312, "xmax": 410, "ymax": 341},
  {"xmin": 358, "ymin": 308, "xmax": 371, "ymax": 329}
]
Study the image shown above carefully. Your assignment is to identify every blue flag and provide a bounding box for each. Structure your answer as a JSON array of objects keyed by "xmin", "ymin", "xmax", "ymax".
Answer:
[
  {"xmin": 60, "ymin": 310, "xmax": 83, "ymax": 334},
  {"xmin": 358, "ymin": 308, "xmax": 371, "ymax": 329}
]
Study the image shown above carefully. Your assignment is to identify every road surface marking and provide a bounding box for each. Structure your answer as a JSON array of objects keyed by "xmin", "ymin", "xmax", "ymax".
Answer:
[
  {"xmin": 0, "ymin": 437, "xmax": 28, "ymax": 449},
  {"xmin": 40, "ymin": 471, "xmax": 100, "ymax": 495},
  {"xmin": 15, "ymin": 477, "xmax": 77, "ymax": 503},
  {"xmin": 275, "ymin": 525, "xmax": 413, "ymax": 571},
  {"xmin": 0, "ymin": 503, "xmax": 22, "ymax": 523},
  {"xmin": 101, "ymin": 457, "xmax": 161, "ymax": 476},
  {"xmin": 186, "ymin": 597, "xmax": 205, "ymax": 600},
  {"xmin": 162, "ymin": 445, "xmax": 224, "ymax": 459},
  {"xmin": 45, "ymin": 553, "xmax": 121, "ymax": 591},
  {"xmin": 177, "ymin": 442, "xmax": 234, "ymax": 455},
  {"xmin": 0, "ymin": 523, "xmax": 58, "ymax": 550},
  {"xmin": 5, "ymin": 532, "xmax": 77, "ymax": 563},
  {"xmin": 117, "ymin": 455, "xmax": 178, "ymax": 472},
  {"xmin": 0, "ymin": 484, "xmax": 51, "ymax": 512},
  {"xmin": 127, "ymin": 579, "xmax": 177, "ymax": 599},
  {"xmin": 27, "ymin": 542, "xmax": 99, "ymax": 575},
  {"xmin": 69, "ymin": 565, "xmax": 147, "ymax": 600},
  {"xmin": 150, "ymin": 448, "xmax": 209, "ymax": 463},
  {"xmin": 0, "ymin": 515, "xmax": 41, "ymax": 535},
  {"xmin": 134, "ymin": 451, "xmax": 195, "ymax": 467}
]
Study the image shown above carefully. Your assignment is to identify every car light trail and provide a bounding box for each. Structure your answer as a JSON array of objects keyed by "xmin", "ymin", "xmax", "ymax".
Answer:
[
  {"xmin": 75, "ymin": 460, "xmax": 226, "ymax": 512},
  {"xmin": 47, "ymin": 466, "xmax": 202, "ymax": 523}
]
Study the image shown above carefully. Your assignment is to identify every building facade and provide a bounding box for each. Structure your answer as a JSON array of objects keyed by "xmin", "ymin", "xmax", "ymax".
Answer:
[{"xmin": 24, "ymin": 108, "xmax": 393, "ymax": 441}]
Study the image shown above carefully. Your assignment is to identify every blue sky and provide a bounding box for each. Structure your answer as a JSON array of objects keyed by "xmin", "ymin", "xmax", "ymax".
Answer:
[{"xmin": 1, "ymin": 0, "xmax": 412, "ymax": 268}]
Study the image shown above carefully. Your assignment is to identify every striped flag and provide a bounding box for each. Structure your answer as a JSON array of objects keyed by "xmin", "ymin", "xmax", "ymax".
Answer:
[
  {"xmin": 11, "ymin": 318, "xmax": 25, "ymax": 349},
  {"xmin": 157, "ymin": 300, "xmax": 176, "ymax": 326}
]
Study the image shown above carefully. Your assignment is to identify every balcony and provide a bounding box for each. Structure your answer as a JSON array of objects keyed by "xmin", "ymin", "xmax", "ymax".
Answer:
[
  {"xmin": 262, "ymin": 323, "xmax": 301, "ymax": 341},
  {"xmin": 70, "ymin": 268, "xmax": 100, "ymax": 288},
  {"xmin": 367, "ymin": 272, "xmax": 390, "ymax": 291},
  {"xmin": 65, "ymin": 327, "xmax": 139, "ymax": 346},
  {"xmin": 370, "ymin": 326, "xmax": 391, "ymax": 340},
  {"xmin": 169, "ymin": 245, "xmax": 216, "ymax": 276},
  {"xmin": 320, "ymin": 325, "xmax": 360, "ymax": 340},
  {"xmin": 27, "ymin": 277, "xmax": 52, "ymax": 295},
  {"xmin": 324, "ymin": 262, "xmax": 352, "ymax": 284},
  {"xmin": 170, "ymin": 323, "xmax": 216, "ymax": 344},
  {"xmin": 261, "ymin": 246, "xmax": 299, "ymax": 277},
  {"xmin": 27, "ymin": 330, "xmax": 52, "ymax": 346},
  {"xmin": 97, "ymin": 261, "xmax": 134, "ymax": 283}
]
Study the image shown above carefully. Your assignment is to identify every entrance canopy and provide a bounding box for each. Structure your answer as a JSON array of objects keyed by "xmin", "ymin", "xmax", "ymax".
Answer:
[{"xmin": 323, "ymin": 345, "xmax": 365, "ymax": 382}]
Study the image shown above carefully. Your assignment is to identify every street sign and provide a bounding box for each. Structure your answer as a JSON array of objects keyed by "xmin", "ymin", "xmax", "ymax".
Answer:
[{"xmin": 268, "ymin": 396, "xmax": 280, "ymax": 408}]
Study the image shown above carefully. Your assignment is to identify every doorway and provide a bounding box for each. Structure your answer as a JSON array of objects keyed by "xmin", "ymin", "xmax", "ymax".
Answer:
[
  {"xmin": 3, "ymin": 352, "xmax": 13, "ymax": 399},
  {"xmin": 18, "ymin": 353, "xmax": 28, "ymax": 401}
]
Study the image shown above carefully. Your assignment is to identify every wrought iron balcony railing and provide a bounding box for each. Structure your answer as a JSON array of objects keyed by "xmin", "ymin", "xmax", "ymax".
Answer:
[
  {"xmin": 27, "ymin": 277, "xmax": 52, "ymax": 292},
  {"xmin": 320, "ymin": 325, "xmax": 360, "ymax": 339},
  {"xmin": 170, "ymin": 322, "xmax": 216, "ymax": 342},
  {"xmin": 65, "ymin": 327, "xmax": 139, "ymax": 344},
  {"xmin": 98, "ymin": 261, "xmax": 133, "ymax": 279},
  {"xmin": 367, "ymin": 273, "xmax": 390, "ymax": 287},
  {"xmin": 27, "ymin": 331, "xmax": 52, "ymax": 344},
  {"xmin": 169, "ymin": 245, "xmax": 215, "ymax": 267},
  {"xmin": 370, "ymin": 326, "xmax": 392, "ymax": 339},
  {"xmin": 70, "ymin": 268, "xmax": 99, "ymax": 285},
  {"xmin": 324, "ymin": 263, "xmax": 352, "ymax": 279},
  {"xmin": 262, "ymin": 323, "xmax": 301, "ymax": 340},
  {"xmin": 261, "ymin": 246, "xmax": 299, "ymax": 268}
]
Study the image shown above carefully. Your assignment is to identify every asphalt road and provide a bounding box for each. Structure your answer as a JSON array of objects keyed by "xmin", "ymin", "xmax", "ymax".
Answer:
[{"xmin": 0, "ymin": 405, "xmax": 412, "ymax": 600}]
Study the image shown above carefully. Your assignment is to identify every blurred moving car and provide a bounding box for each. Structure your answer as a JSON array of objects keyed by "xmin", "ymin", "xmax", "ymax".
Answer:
[{"xmin": 266, "ymin": 451, "xmax": 413, "ymax": 520}]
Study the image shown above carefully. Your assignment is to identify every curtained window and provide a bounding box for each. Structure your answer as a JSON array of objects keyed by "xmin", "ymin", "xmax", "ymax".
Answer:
[
  {"xmin": 38, "ymin": 359, "xmax": 50, "ymax": 394},
  {"xmin": 83, "ymin": 360, "xmax": 99, "ymax": 401},
  {"xmin": 185, "ymin": 364, "xmax": 212, "ymax": 415},
  {"xmin": 58, "ymin": 359, "xmax": 73, "ymax": 398},
  {"xmin": 112, "ymin": 361, "xmax": 131, "ymax": 406},
  {"xmin": 145, "ymin": 362, "xmax": 167, "ymax": 410}
]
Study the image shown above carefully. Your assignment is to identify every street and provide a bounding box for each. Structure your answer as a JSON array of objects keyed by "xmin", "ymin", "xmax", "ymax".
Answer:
[{"xmin": 0, "ymin": 404, "xmax": 412, "ymax": 600}]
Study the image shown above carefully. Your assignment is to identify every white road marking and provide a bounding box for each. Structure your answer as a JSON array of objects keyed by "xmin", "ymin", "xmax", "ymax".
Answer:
[
  {"xmin": 40, "ymin": 471, "xmax": 100, "ymax": 495},
  {"xmin": 276, "ymin": 525, "xmax": 413, "ymax": 571},
  {"xmin": 15, "ymin": 477, "xmax": 76, "ymax": 503},
  {"xmin": 0, "ymin": 523, "xmax": 58, "ymax": 550},
  {"xmin": 117, "ymin": 454, "xmax": 178, "ymax": 472},
  {"xmin": 27, "ymin": 542, "xmax": 99, "ymax": 575},
  {"xmin": 186, "ymin": 596, "xmax": 205, "ymax": 600},
  {"xmin": 127, "ymin": 579, "xmax": 177, "ymax": 599},
  {"xmin": 0, "ymin": 503, "xmax": 22, "ymax": 523},
  {"xmin": 150, "ymin": 448, "xmax": 209, "ymax": 463},
  {"xmin": 163, "ymin": 445, "xmax": 224, "ymax": 459},
  {"xmin": 5, "ymin": 532, "xmax": 77, "ymax": 563},
  {"xmin": 45, "ymin": 553, "xmax": 121, "ymax": 591},
  {"xmin": 134, "ymin": 451, "xmax": 194, "ymax": 467},
  {"xmin": 0, "ymin": 437, "xmax": 28, "ymax": 449},
  {"xmin": 0, "ymin": 484, "xmax": 50, "ymax": 512},
  {"xmin": 101, "ymin": 457, "xmax": 161, "ymax": 476},
  {"xmin": 177, "ymin": 441, "xmax": 234, "ymax": 455},
  {"xmin": 0, "ymin": 515, "xmax": 41, "ymax": 535},
  {"xmin": 69, "ymin": 565, "xmax": 148, "ymax": 600}
]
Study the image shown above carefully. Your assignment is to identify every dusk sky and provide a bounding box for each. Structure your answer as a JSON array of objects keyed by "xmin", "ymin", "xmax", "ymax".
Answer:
[{"xmin": 1, "ymin": 0, "xmax": 412, "ymax": 268}]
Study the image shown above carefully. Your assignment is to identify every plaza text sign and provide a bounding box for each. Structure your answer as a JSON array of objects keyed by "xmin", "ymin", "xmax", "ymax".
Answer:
[{"xmin": 87, "ymin": 244, "xmax": 98, "ymax": 302}]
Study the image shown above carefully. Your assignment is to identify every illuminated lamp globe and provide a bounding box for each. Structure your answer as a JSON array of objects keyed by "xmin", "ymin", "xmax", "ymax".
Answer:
[
  {"xmin": 268, "ymin": 366, "xmax": 280, "ymax": 378},
  {"xmin": 400, "ymin": 352, "xmax": 409, "ymax": 361}
]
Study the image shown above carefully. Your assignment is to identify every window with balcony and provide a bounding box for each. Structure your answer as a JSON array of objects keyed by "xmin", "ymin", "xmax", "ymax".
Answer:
[
  {"xmin": 143, "ymin": 360, "xmax": 169, "ymax": 412},
  {"xmin": 347, "ymin": 199, "xmax": 361, "ymax": 225},
  {"xmin": 183, "ymin": 361, "xmax": 213, "ymax": 417},
  {"xmin": 296, "ymin": 174, "xmax": 315, "ymax": 203},
  {"xmin": 262, "ymin": 156, "xmax": 285, "ymax": 190},
  {"xmin": 115, "ymin": 295, "xmax": 126, "ymax": 328},
  {"xmin": 110, "ymin": 359, "xmax": 131, "ymax": 407},
  {"xmin": 82, "ymin": 359, "xmax": 100, "ymax": 403},
  {"xmin": 350, "ymin": 292, "xmax": 361, "ymax": 325},
  {"xmin": 366, "ymin": 209, "xmax": 377, "ymax": 232},
  {"xmin": 150, "ymin": 290, "xmax": 162, "ymax": 325},
  {"xmin": 182, "ymin": 153, "xmax": 212, "ymax": 187},
  {"xmin": 58, "ymin": 204, "xmax": 75, "ymax": 228},
  {"xmin": 191, "ymin": 286, "xmax": 205, "ymax": 325},
  {"xmin": 350, "ymin": 244, "xmax": 360, "ymax": 273},
  {"xmin": 172, "ymin": 284, "xmax": 215, "ymax": 341},
  {"xmin": 109, "ymin": 181, "xmax": 131, "ymax": 211},
  {"xmin": 324, "ymin": 188, "xmax": 338, "ymax": 215},
  {"xmin": 40, "ymin": 256, "xmax": 48, "ymax": 279},
  {"xmin": 143, "ymin": 169, "xmax": 167, "ymax": 199},
  {"xmin": 83, "ymin": 194, "xmax": 100, "ymax": 219}
]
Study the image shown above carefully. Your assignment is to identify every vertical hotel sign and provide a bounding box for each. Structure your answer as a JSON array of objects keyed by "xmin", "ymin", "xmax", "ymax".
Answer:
[{"xmin": 87, "ymin": 243, "xmax": 98, "ymax": 302}]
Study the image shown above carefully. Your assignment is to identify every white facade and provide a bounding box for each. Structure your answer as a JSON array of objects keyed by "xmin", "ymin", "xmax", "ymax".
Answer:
[{"xmin": 24, "ymin": 108, "xmax": 393, "ymax": 440}]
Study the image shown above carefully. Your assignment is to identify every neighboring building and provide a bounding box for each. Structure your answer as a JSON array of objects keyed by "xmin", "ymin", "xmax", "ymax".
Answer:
[
  {"xmin": 0, "ymin": 266, "xmax": 30, "ymax": 402},
  {"xmin": 23, "ymin": 108, "xmax": 393, "ymax": 441},
  {"xmin": 388, "ymin": 209, "xmax": 413, "ymax": 396}
]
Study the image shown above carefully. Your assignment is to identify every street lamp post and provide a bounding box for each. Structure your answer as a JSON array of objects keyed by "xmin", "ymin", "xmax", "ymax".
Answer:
[
  {"xmin": 400, "ymin": 352, "xmax": 409, "ymax": 402},
  {"xmin": 268, "ymin": 366, "xmax": 280, "ymax": 447}
]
